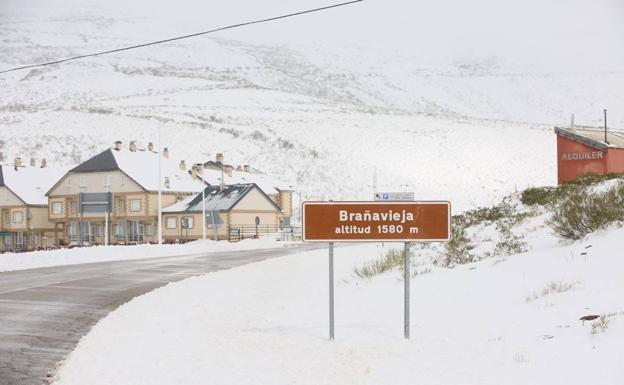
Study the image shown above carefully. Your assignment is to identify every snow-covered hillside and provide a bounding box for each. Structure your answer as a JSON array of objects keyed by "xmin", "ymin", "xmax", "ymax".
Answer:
[{"xmin": 1, "ymin": 3, "xmax": 623, "ymax": 210}]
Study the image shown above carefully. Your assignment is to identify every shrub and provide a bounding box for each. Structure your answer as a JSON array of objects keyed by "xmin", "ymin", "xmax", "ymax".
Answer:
[
  {"xmin": 571, "ymin": 173, "xmax": 622, "ymax": 187},
  {"xmin": 522, "ymin": 174, "xmax": 623, "ymax": 207},
  {"xmin": 454, "ymin": 203, "xmax": 515, "ymax": 229},
  {"xmin": 494, "ymin": 216, "xmax": 529, "ymax": 256},
  {"xmin": 521, "ymin": 187, "xmax": 556, "ymax": 206},
  {"xmin": 494, "ymin": 232, "xmax": 527, "ymax": 256},
  {"xmin": 443, "ymin": 226, "xmax": 475, "ymax": 266},
  {"xmin": 547, "ymin": 182, "xmax": 624, "ymax": 240}
]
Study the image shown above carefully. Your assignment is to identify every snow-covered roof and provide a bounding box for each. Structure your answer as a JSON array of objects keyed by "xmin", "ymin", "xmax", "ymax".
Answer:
[
  {"xmin": 69, "ymin": 148, "xmax": 204, "ymax": 193},
  {"xmin": 198, "ymin": 168, "xmax": 294, "ymax": 195},
  {"xmin": 163, "ymin": 184, "xmax": 281, "ymax": 213},
  {"xmin": 0, "ymin": 165, "xmax": 65, "ymax": 206},
  {"xmin": 66, "ymin": 147, "xmax": 292, "ymax": 196},
  {"xmin": 555, "ymin": 126, "xmax": 624, "ymax": 150},
  {"xmin": 161, "ymin": 195, "xmax": 197, "ymax": 213}
]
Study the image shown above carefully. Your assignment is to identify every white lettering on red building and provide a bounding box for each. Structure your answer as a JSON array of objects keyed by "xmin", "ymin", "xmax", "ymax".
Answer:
[{"xmin": 561, "ymin": 152, "xmax": 604, "ymax": 161}]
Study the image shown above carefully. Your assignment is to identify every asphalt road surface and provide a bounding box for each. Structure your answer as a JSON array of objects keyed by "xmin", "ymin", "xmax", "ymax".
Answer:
[{"xmin": 0, "ymin": 244, "xmax": 325, "ymax": 385}]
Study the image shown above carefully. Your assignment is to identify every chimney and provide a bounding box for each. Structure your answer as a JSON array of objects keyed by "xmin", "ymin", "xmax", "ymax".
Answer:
[
  {"xmin": 147, "ymin": 142, "xmax": 154, "ymax": 152},
  {"xmin": 0, "ymin": 152, "xmax": 4, "ymax": 162},
  {"xmin": 30, "ymin": 158, "xmax": 36, "ymax": 167},
  {"xmin": 164, "ymin": 177, "xmax": 171, "ymax": 189},
  {"xmin": 129, "ymin": 141, "xmax": 137, "ymax": 152},
  {"xmin": 236, "ymin": 165, "xmax": 243, "ymax": 172},
  {"xmin": 179, "ymin": 160, "xmax": 187, "ymax": 171},
  {"xmin": 114, "ymin": 141, "xmax": 122, "ymax": 151},
  {"xmin": 191, "ymin": 164, "xmax": 200, "ymax": 180},
  {"xmin": 224, "ymin": 165, "xmax": 233, "ymax": 177},
  {"xmin": 243, "ymin": 165, "xmax": 251, "ymax": 173},
  {"xmin": 40, "ymin": 158, "xmax": 47, "ymax": 168},
  {"xmin": 570, "ymin": 113, "xmax": 575, "ymax": 128},
  {"xmin": 216, "ymin": 153, "xmax": 224, "ymax": 164},
  {"xmin": 163, "ymin": 147, "xmax": 170, "ymax": 159},
  {"xmin": 14, "ymin": 157, "xmax": 22, "ymax": 168}
]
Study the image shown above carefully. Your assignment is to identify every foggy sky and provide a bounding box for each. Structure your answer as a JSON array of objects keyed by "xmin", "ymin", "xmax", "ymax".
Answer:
[{"xmin": 2, "ymin": 0, "xmax": 624, "ymax": 68}]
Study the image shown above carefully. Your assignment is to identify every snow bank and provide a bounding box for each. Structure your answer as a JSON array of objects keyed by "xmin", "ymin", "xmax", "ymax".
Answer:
[
  {"xmin": 52, "ymin": 227, "xmax": 624, "ymax": 385},
  {"xmin": 0, "ymin": 238, "xmax": 298, "ymax": 272}
]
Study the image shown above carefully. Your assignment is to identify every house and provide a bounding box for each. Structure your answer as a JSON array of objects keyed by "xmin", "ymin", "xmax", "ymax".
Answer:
[
  {"xmin": 199, "ymin": 153, "xmax": 294, "ymax": 225},
  {"xmin": 46, "ymin": 141, "xmax": 205, "ymax": 245},
  {"xmin": 554, "ymin": 126, "xmax": 624, "ymax": 184},
  {"xmin": 0, "ymin": 158, "xmax": 64, "ymax": 251},
  {"xmin": 162, "ymin": 183, "xmax": 282, "ymax": 241}
]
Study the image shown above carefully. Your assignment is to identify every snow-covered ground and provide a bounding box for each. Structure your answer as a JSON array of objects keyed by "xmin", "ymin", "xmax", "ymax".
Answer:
[
  {"xmin": 0, "ymin": 237, "xmax": 298, "ymax": 272},
  {"xmin": 50, "ymin": 224, "xmax": 624, "ymax": 385}
]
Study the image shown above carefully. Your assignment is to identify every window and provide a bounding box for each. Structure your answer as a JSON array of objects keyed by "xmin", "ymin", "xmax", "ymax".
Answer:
[
  {"xmin": 114, "ymin": 222, "xmax": 125, "ymax": 236},
  {"xmin": 128, "ymin": 221, "xmax": 144, "ymax": 242},
  {"xmin": 52, "ymin": 202, "xmax": 63, "ymax": 215},
  {"xmin": 104, "ymin": 175, "xmax": 112, "ymax": 188},
  {"xmin": 182, "ymin": 217, "xmax": 194, "ymax": 229},
  {"xmin": 145, "ymin": 224, "xmax": 153, "ymax": 237},
  {"xmin": 68, "ymin": 222, "xmax": 78, "ymax": 240},
  {"xmin": 66, "ymin": 176, "xmax": 71, "ymax": 188},
  {"xmin": 166, "ymin": 217, "xmax": 177, "ymax": 229},
  {"xmin": 69, "ymin": 201, "xmax": 77, "ymax": 214},
  {"xmin": 80, "ymin": 176, "xmax": 88, "ymax": 187},
  {"xmin": 12, "ymin": 211, "xmax": 24, "ymax": 223},
  {"xmin": 15, "ymin": 232, "xmax": 24, "ymax": 249},
  {"xmin": 120, "ymin": 176, "xmax": 126, "ymax": 186},
  {"xmin": 129, "ymin": 199, "xmax": 141, "ymax": 212},
  {"xmin": 116, "ymin": 199, "xmax": 125, "ymax": 212}
]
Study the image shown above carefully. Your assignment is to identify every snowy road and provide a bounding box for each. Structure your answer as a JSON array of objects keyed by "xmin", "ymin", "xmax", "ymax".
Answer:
[{"xmin": 0, "ymin": 244, "xmax": 324, "ymax": 385}]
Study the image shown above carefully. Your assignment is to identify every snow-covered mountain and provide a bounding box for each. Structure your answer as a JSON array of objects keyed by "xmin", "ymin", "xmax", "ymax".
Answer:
[{"xmin": 1, "ymin": 3, "xmax": 623, "ymax": 211}]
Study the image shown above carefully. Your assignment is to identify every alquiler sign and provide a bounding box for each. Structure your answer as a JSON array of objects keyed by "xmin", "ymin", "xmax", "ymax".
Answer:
[
  {"xmin": 561, "ymin": 151, "xmax": 604, "ymax": 161},
  {"xmin": 302, "ymin": 201, "xmax": 451, "ymax": 242}
]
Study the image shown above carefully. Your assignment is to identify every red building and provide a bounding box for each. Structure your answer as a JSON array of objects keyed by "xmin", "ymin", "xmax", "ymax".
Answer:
[{"xmin": 555, "ymin": 126, "xmax": 624, "ymax": 184}]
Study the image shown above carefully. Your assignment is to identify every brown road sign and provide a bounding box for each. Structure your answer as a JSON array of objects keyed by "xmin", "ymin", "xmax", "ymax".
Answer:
[{"xmin": 302, "ymin": 201, "xmax": 451, "ymax": 242}]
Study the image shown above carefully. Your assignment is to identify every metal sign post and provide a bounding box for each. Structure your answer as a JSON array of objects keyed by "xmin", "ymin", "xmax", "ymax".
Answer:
[
  {"xmin": 329, "ymin": 242, "xmax": 335, "ymax": 341},
  {"xmin": 211, "ymin": 211, "xmax": 218, "ymax": 241},
  {"xmin": 404, "ymin": 242, "xmax": 411, "ymax": 339},
  {"xmin": 206, "ymin": 210, "xmax": 222, "ymax": 241},
  {"xmin": 104, "ymin": 208, "xmax": 109, "ymax": 246}
]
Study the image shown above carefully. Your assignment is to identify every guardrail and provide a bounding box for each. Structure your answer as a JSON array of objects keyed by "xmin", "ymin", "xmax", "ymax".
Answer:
[{"xmin": 229, "ymin": 225, "xmax": 301, "ymax": 242}]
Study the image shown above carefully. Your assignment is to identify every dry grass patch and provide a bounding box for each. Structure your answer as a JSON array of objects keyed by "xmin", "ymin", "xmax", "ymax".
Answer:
[
  {"xmin": 525, "ymin": 280, "xmax": 578, "ymax": 302},
  {"xmin": 354, "ymin": 249, "xmax": 404, "ymax": 279}
]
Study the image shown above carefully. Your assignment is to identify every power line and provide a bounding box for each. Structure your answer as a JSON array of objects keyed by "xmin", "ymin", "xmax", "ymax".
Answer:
[{"xmin": 0, "ymin": 0, "xmax": 363, "ymax": 75}]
